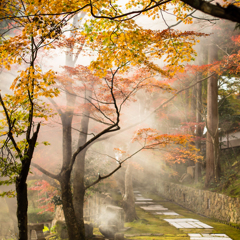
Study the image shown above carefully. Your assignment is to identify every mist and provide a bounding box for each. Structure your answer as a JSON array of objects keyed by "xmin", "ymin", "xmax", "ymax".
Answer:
[{"xmin": 0, "ymin": 2, "xmax": 239, "ymax": 239}]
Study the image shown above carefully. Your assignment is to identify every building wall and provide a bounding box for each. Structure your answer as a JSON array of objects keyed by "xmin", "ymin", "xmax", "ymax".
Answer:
[{"xmin": 156, "ymin": 181, "xmax": 240, "ymax": 224}]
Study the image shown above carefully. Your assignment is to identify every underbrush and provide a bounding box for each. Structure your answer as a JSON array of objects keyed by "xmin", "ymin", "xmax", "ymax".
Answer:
[
  {"xmin": 204, "ymin": 147, "xmax": 240, "ymax": 197},
  {"xmin": 28, "ymin": 206, "xmax": 54, "ymax": 223},
  {"xmin": 178, "ymin": 147, "xmax": 240, "ymax": 198}
]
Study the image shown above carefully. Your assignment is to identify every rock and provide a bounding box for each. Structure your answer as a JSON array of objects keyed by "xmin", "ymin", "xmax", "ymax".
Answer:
[
  {"xmin": 114, "ymin": 233, "xmax": 124, "ymax": 240},
  {"xmin": 55, "ymin": 221, "xmax": 68, "ymax": 239},
  {"xmin": 54, "ymin": 220, "xmax": 93, "ymax": 239},
  {"xmin": 28, "ymin": 223, "xmax": 46, "ymax": 240},
  {"xmin": 84, "ymin": 222, "xmax": 93, "ymax": 238},
  {"xmin": 99, "ymin": 224, "xmax": 118, "ymax": 239},
  {"xmin": 105, "ymin": 205, "xmax": 124, "ymax": 229},
  {"xmin": 52, "ymin": 206, "xmax": 65, "ymax": 227}
]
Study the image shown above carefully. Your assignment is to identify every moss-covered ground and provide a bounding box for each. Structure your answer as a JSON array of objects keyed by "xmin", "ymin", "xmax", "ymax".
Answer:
[{"xmin": 117, "ymin": 191, "xmax": 240, "ymax": 240}]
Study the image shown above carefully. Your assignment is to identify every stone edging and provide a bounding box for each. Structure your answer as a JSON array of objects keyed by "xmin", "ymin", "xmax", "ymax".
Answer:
[{"xmin": 156, "ymin": 181, "xmax": 240, "ymax": 224}]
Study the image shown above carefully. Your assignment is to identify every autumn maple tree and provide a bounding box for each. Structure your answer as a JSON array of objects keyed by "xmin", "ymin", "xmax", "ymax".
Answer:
[
  {"xmin": 31, "ymin": 59, "xmax": 177, "ymax": 238},
  {"xmin": 12, "ymin": 4, "xmax": 208, "ymax": 239},
  {"xmin": 0, "ymin": 1, "xmax": 67, "ymax": 239},
  {"xmin": 0, "ymin": 0, "xmax": 224, "ymax": 240},
  {"xmin": 0, "ymin": 50, "xmax": 58, "ymax": 240}
]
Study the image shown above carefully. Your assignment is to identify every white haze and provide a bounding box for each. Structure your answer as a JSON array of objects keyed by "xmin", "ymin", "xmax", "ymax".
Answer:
[{"xmin": 0, "ymin": 3, "xmax": 232, "ymax": 234}]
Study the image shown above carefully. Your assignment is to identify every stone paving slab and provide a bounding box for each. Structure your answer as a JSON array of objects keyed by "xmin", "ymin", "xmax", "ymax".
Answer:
[
  {"xmin": 164, "ymin": 219, "xmax": 213, "ymax": 229},
  {"xmin": 140, "ymin": 205, "xmax": 168, "ymax": 211},
  {"xmin": 188, "ymin": 233, "xmax": 232, "ymax": 239},
  {"xmin": 135, "ymin": 197, "xmax": 153, "ymax": 201},
  {"xmin": 133, "ymin": 191, "xmax": 141, "ymax": 193},
  {"xmin": 135, "ymin": 202, "xmax": 155, "ymax": 205},
  {"xmin": 155, "ymin": 211, "xmax": 179, "ymax": 215}
]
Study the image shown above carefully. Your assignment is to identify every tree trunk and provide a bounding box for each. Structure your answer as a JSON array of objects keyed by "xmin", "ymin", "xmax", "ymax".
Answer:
[
  {"xmin": 16, "ymin": 124, "xmax": 40, "ymax": 240},
  {"xmin": 62, "ymin": 113, "xmax": 74, "ymax": 169},
  {"xmin": 122, "ymin": 164, "xmax": 138, "ymax": 222},
  {"xmin": 205, "ymin": 44, "xmax": 220, "ymax": 187},
  {"xmin": 73, "ymin": 90, "xmax": 91, "ymax": 236},
  {"xmin": 195, "ymin": 73, "xmax": 202, "ymax": 183},
  {"xmin": 59, "ymin": 14, "xmax": 86, "ymax": 238},
  {"xmin": 61, "ymin": 108, "xmax": 83, "ymax": 239},
  {"xmin": 60, "ymin": 170, "xmax": 84, "ymax": 240},
  {"xmin": 72, "ymin": 149, "xmax": 86, "ymax": 237},
  {"xmin": 16, "ymin": 180, "xmax": 28, "ymax": 240},
  {"xmin": 114, "ymin": 167, "xmax": 125, "ymax": 198}
]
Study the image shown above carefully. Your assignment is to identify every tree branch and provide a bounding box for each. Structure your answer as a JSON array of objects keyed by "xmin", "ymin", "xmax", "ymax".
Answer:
[
  {"xmin": 31, "ymin": 162, "xmax": 60, "ymax": 180},
  {"xmin": 69, "ymin": 123, "xmax": 120, "ymax": 171},
  {"xmin": 85, "ymin": 146, "xmax": 144, "ymax": 190},
  {"xmin": 85, "ymin": 163, "xmax": 122, "ymax": 190},
  {"xmin": 2, "ymin": 0, "xmax": 240, "ymax": 24},
  {"xmin": 0, "ymin": 94, "xmax": 23, "ymax": 159},
  {"xmin": 180, "ymin": 0, "xmax": 240, "ymax": 23}
]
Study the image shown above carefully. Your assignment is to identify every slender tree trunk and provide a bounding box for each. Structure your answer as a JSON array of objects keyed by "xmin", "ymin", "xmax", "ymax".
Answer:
[
  {"xmin": 16, "ymin": 180, "xmax": 28, "ymax": 240},
  {"xmin": 62, "ymin": 113, "xmax": 74, "ymax": 168},
  {"xmin": 61, "ymin": 106, "xmax": 83, "ymax": 240},
  {"xmin": 114, "ymin": 167, "xmax": 125, "ymax": 198},
  {"xmin": 61, "ymin": 114, "xmax": 82, "ymax": 240},
  {"xmin": 59, "ymin": 13, "xmax": 87, "ymax": 238},
  {"xmin": 195, "ymin": 73, "xmax": 202, "ymax": 183},
  {"xmin": 72, "ymin": 148, "xmax": 86, "ymax": 236},
  {"xmin": 60, "ymin": 170, "xmax": 83, "ymax": 240},
  {"xmin": 122, "ymin": 164, "xmax": 138, "ymax": 222},
  {"xmin": 16, "ymin": 124, "xmax": 40, "ymax": 240},
  {"xmin": 205, "ymin": 44, "xmax": 220, "ymax": 187},
  {"xmin": 73, "ymin": 91, "xmax": 91, "ymax": 237}
]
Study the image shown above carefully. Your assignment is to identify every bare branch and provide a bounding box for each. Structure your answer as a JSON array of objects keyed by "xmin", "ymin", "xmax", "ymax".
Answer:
[
  {"xmin": 85, "ymin": 162, "xmax": 121, "ymax": 190},
  {"xmin": 70, "ymin": 123, "xmax": 120, "ymax": 170},
  {"xmin": 85, "ymin": 146, "xmax": 144, "ymax": 190},
  {"xmin": 31, "ymin": 162, "xmax": 60, "ymax": 180},
  {"xmin": 119, "ymin": 77, "xmax": 151, "ymax": 112},
  {"xmin": 74, "ymin": 113, "xmax": 112, "ymax": 126}
]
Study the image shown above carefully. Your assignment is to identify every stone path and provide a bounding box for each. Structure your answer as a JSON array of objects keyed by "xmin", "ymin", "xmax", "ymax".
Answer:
[
  {"xmin": 164, "ymin": 219, "xmax": 213, "ymax": 229},
  {"xmin": 188, "ymin": 233, "xmax": 232, "ymax": 239},
  {"xmin": 135, "ymin": 197, "xmax": 153, "ymax": 201},
  {"xmin": 135, "ymin": 201, "xmax": 154, "ymax": 205},
  {"xmin": 140, "ymin": 205, "xmax": 169, "ymax": 211},
  {"xmin": 134, "ymin": 191, "xmax": 232, "ymax": 240},
  {"xmin": 155, "ymin": 211, "xmax": 179, "ymax": 215}
]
